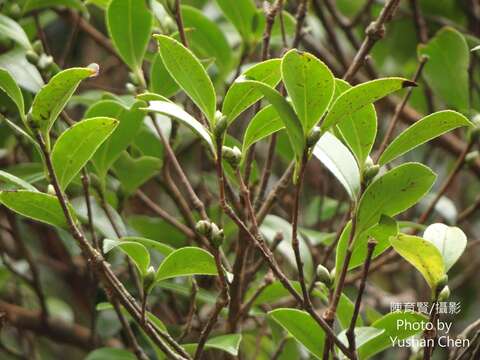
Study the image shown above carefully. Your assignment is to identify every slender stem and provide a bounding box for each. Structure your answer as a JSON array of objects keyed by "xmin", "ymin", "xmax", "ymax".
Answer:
[
  {"xmin": 173, "ymin": 0, "xmax": 189, "ymax": 47},
  {"xmin": 346, "ymin": 238, "xmax": 377, "ymax": 358}
]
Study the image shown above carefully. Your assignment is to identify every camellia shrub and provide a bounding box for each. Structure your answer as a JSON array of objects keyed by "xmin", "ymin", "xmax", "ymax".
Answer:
[{"xmin": 0, "ymin": 0, "xmax": 479, "ymax": 359}]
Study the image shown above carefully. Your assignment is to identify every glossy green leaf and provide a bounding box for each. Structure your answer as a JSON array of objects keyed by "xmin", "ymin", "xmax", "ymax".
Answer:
[
  {"xmin": 106, "ymin": 0, "xmax": 152, "ymax": 72},
  {"xmin": 423, "ymin": 223, "xmax": 467, "ymax": 272},
  {"xmin": 358, "ymin": 312, "xmax": 428, "ymax": 359},
  {"xmin": 390, "ymin": 233, "xmax": 445, "ymax": 289},
  {"xmin": 242, "ymin": 105, "xmax": 284, "ymax": 153},
  {"xmin": 0, "ymin": 14, "xmax": 32, "ymax": 49},
  {"xmin": 154, "ymin": 34, "xmax": 216, "ymax": 124},
  {"xmin": 23, "ymin": 0, "xmax": 88, "ymax": 15},
  {"xmin": 418, "ymin": 27, "xmax": 469, "ymax": 111},
  {"xmin": 150, "ymin": 53, "xmax": 179, "ymax": 98},
  {"xmin": 104, "ymin": 238, "xmax": 150, "ymax": 276},
  {"xmin": 155, "ymin": 247, "xmax": 218, "ymax": 282},
  {"xmin": 321, "ymin": 77, "xmax": 414, "ymax": 133},
  {"xmin": 143, "ymin": 100, "xmax": 214, "ymax": 153},
  {"xmin": 31, "ymin": 66, "xmax": 98, "ymax": 136},
  {"xmin": 0, "ymin": 68, "xmax": 25, "ymax": 121},
  {"xmin": 120, "ymin": 237, "xmax": 174, "ymax": 257},
  {"xmin": 183, "ymin": 334, "xmax": 243, "ymax": 356},
  {"xmin": 0, "ymin": 48, "xmax": 43, "ymax": 93},
  {"xmin": 52, "ymin": 117, "xmax": 118, "ymax": 190},
  {"xmin": 215, "ymin": 0, "xmax": 257, "ymax": 41},
  {"xmin": 334, "ymin": 79, "xmax": 377, "ymax": 168},
  {"xmin": 181, "ymin": 5, "xmax": 233, "ymax": 75},
  {"xmin": 0, "ymin": 171, "xmax": 38, "ymax": 192},
  {"xmin": 312, "ymin": 132, "xmax": 361, "ymax": 200},
  {"xmin": 86, "ymin": 348, "xmax": 136, "ymax": 360},
  {"xmin": 269, "ymin": 308, "xmax": 325, "ymax": 359},
  {"xmin": 113, "ymin": 152, "xmax": 160, "ymax": 194},
  {"xmin": 282, "ymin": 49, "xmax": 334, "ymax": 132},
  {"xmin": 0, "ymin": 190, "xmax": 73, "ymax": 229},
  {"xmin": 379, "ymin": 110, "xmax": 472, "ymax": 165},
  {"xmin": 223, "ymin": 59, "xmax": 282, "ymax": 123},
  {"xmin": 356, "ymin": 163, "xmax": 436, "ymax": 234},
  {"xmin": 86, "ymin": 100, "xmax": 145, "ymax": 181},
  {"xmin": 235, "ymin": 79, "xmax": 304, "ymax": 161},
  {"xmin": 335, "ymin": 216, "xmax": 398, "ymax": 282}
]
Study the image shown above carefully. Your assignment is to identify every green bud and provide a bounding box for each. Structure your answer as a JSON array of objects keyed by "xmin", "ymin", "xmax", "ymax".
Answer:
[
  {"xmin": 143, "ymin": 266, "xmax": 156, "ymax": 294},
  {"xmin": 465, "ymin": 150, "xmax": 479, "ymax": 165},
  {"xmin": 438, "ymin": 286, "xmax": 450, "ymax": 301},
  {"xmin": 214, "ymin": 114, "xmax": 228, "ymax": 139},
  {"xmin": 32, "ymin": 40, "xmax": 44, "ymax": 55},
  {"xmin": 316, "ymin": 264, "xmax": 332, "ymax": 287},
  {"xmin": 8, "ymin": 3, "xmax": 21, "ymax": 19},
  {"xmin": 126, "ymin": 82, "xmax": 137, "ymax": 94},
  {"xmin": 363, "ymin": 157, "xmax": 379, "ymax": 183},
  {"xmin": 195, "ymin": 220, "xmax": 212, "ymax": 237},
  {"xmin": 128, "ymin": 72, "xmax": 140, "ymax": 86},
  {"xmin": 47, "ymin": 184, "xmax": 56, "ymax": 195},
  {"xmin": 210, "ymin": 222, "xmax": 224, "ymax": 248},
  {"xmin": 26, "ymin": 50, "xmax": 39, "ymax": 65},
  {"xmin": 306, "ymin": 126, "xmax": 321, "ymax": 147},
  {"xmin": 222, "ymin": 146, "xmax": 242, "ymax": 169}
]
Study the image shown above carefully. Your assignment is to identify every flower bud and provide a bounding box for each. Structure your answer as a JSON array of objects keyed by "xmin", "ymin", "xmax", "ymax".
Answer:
[
  {"xmin": 26, "ymin": 50, "xmax": 39, "ymax": 65},
  {"xmin": 195, "ymin": 220, "xmax": 212, "ymax": 237},
  {"xmin": 32, "ymin": 40, "xmax": 44, "ymax": 55},
  {"xmin": 143, "ymin": 266, "xmax": 156, "ymax": 294},
  {"xmin": 47, "ymin": 184, "xmax": 56, "ymax": 195},
  {"xmin": 222, "ymin": 146, "xmax": 242, "ymax": 169},
  {"xmin": 363, "ymin": 158, "xmax": 379, "ymax": 183},
  {"xmin": 210, "ymin": 222, "xmax": 224, "ymax": 248},
  {"xmin": 8, "ymin": 3, "xmax": 21, "ymax": 19},
  {"xmin": 128, "ymin": 72, "xmax": 140, "ymax": 86},
  {"xmin": 465, "ymin": 150, "xmax": 479, "ymax": 165},
  {"xmin": 37, "ymin": 55, "xmax": 54, "ymax": 71},
  {"xmin": 316, "ymin": 264, "xmax": 332, "ymax": 287},
  {"xmin": 438, "ymin": 286, "xmax": 450, "ymax": 301},
  {"xmin": 306, "ymin": 126, "xmax": 322, "ymax": 147},
  {"xmin": 125, "ymin": 82, "xmax": 137, "ymax": 94},
  {"xmin": 213, "ymin": 114, "xmax": 228, "ymax": 139}
]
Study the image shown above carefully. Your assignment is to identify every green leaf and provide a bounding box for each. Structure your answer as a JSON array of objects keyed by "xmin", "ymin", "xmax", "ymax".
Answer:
[
  {"xmin": 235, "ymin": 79, "xmax": 305, "ymax": 162},
  {"xmin": 23, "ymin": 0, "xmax": 88, "ymax": 15},
  {"xmin": 242, "ymin": 105, "xmax": 284, "ymax": 153},
  {"xmin": 113, "ymin": 152, "xmax": 161, "ymax": 194},
  {"xmin": 215, "ymin": 0, "xmax": 257, "ymax": 41},
  {"xmin": 334, "ymin": 79, "xmax": 377, "ymax": 168},
  {"xmin": 321, "ymin": 77, "xmax": 414, "ymax": 134},
  {"xmin": 106, "ymin": 0, "xmax": 152, "ymax": 72},
  {"xmin": 423, "ymin": 223, "xmax": 467, "ymax": 272},
  {"xmin": 86, "ymin": 100, "xmax": 145, "ymax": 181},
  {"xmin": 356, "ymin": 163, "xmax": 436, "ymax": 234},
  {"xmin": 390, "ymin": 233, "xmax": 446, "ymax": 289},
  {"xmin": 155, "ymin": 247, "xmax": 218, "ymax": 282},
  {"xmin": 0, "ymin": 14, "xmax": 32, "ymax": 49},
  {"xmin": 0, "ymin": 190, "xmax": 74, "ymax": 229},
  {"xmin": 338, "ymin": 327, "xmax": 384, "ymax": 350},
  {"xmin": 312, "ymin": 132, "xmax": 361, "ymax": 200},
  {"xmin": 0, "ymin": 48, "xmax": 43, "ymax": 93},
  {"xmin": 86, "ymin": 348, "xmax": 136, "ymax": 360},
  {"xmin": 120, "ymin": 237, "xmax": 174, "ymax": 257},
  {"xmin": 143, "ymin": 100, "xmax": 214, "ymax": 153},
  {"xmin": 223, "ymin": 59, "xmax": 282, "ymax": 123},
  {"xmin": 31, "ymin": 66, "xmax": 98, "ymax": 136},
  {"xmin": 0, "ymin": 171, "xmax": 38, "ymax": 192},
  {"xmin": 52, "ymin": 117, "xmax": 118, "ymax": 190},
  {"xmin": 150, "ymin": 53, "xmax": 179, "ymax": 98},
  {"xmin": 0, "ymin": 68, "xmax": 25, "ymax": 121},
  {"xmin": 181, "ymin": 5, "xmax": 233, "ymax": 75},
  {"xmin": 336, "ymin": 216, "xmax": 398, "ymax": 278},
  {"xmin": 183, "ymin": 334, "xmax": 243, "ymax": 356},
  {"xmin": 281, "ymin": 49, "xmax": 334, "ymax": 132},
  {"xmin": 104, "ymin": 238, "xmax": 150, "ymax": 276},
  {"xmin": 269, "ymin": 308, "xmax": 325, "ymax": 359},
  {"xmin": 154, "ymin": 34, "xmax": 216, "ymax": 124},
  {"xmin": 358, "ymin": 312, "xmax": 428, "ymax": 359},
  {"xmin": 418, "ymin": 27, "xmax": 469, "ymax": 111},
  {"xmin": 379, "ymin": 110, "xmax": 472, "ymax": 165}
]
